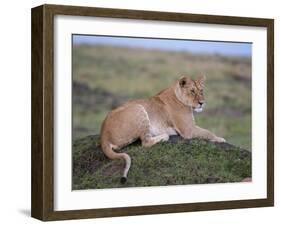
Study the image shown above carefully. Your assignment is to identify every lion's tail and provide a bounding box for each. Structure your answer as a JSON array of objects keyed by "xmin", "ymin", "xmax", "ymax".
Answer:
[{"xmin": 101, "ymin": 141, "xmax": 131, "ymax": 184}]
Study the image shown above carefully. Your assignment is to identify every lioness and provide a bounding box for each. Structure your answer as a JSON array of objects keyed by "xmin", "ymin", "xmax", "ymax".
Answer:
[{"xmin": 100, "ymin": 76, "xmax": 225, "ymax": 183}]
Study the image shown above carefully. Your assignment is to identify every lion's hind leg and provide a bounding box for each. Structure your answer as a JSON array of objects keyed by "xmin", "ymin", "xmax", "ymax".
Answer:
[
  {"xmin": 134, "ymin": 107, "xmax": 169, "ymax": 147},
  {"xmin": 141, "ymin": 134, "xmax": 169, "ymax": 147}
]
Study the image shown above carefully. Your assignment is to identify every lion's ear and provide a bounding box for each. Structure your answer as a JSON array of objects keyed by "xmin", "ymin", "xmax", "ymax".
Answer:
[
  {"xmin": 198, "ymin": 75, "xmax": 206, "ymax": 87},
  {"xmin": 179, "ymin": 76, "xmax": 191, "ymax": 88}
]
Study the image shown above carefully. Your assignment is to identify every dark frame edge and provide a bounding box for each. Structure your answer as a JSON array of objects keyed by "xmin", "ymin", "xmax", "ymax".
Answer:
[
  {"xmin": 266, "ymin": 19, "xmax": 274, "ymax": 206},
  {"xmin": 31, "ymin": 5, "xmax": 45, "ymax": 220},
  {"xmin": 31, "ymin": 5, "xmax": 54, "ymax": 221},
  {"xmin": 44, "ymin": 198, "xmax": 273, "ymax": 221},
  {"xmin": 41, "ymin": 3, "xmax": 273, "ymax": 26}
]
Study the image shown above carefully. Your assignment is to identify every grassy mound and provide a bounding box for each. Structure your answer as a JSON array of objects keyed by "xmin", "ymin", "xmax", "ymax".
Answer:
[{"xmin": 72, "ymin": 135, "xmax": 251, "ymax": 190}]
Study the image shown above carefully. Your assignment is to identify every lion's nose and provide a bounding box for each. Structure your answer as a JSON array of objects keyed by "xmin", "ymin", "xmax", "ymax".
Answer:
[{"xmin": 199, "ymin": 101, "xmax": 204, "ymax": 106}]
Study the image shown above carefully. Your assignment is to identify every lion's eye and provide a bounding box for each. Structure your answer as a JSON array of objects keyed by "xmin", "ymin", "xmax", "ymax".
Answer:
[
  {"xmin": 191, "ymin": 89, "xmax": 195, "ymax": 94},
  {"xmin": 200, "ymin": 90, "xmax": 203, "ymax": 94}
]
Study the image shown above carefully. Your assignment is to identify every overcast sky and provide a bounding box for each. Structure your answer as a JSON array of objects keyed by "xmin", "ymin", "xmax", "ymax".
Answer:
[{"xmin": 73, "ymin": 35, "xmax": 251, "ymax": 57}]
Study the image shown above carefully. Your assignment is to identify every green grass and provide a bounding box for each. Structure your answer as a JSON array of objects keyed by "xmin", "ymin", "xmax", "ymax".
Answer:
[{"xmin": 72, "ymin": 135, "xmax": 251, "ymax": 190}]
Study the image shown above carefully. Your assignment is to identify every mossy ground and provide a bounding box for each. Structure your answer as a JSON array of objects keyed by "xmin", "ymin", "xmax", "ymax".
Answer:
[{"xmin": 72, "ymin": 135, "xmax": 251, "ymax": 190}]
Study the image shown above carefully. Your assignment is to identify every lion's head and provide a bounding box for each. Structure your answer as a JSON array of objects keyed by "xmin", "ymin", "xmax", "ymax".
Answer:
[{"xmin": 175, "ymin": 76, "xmax": 206, "ymax": 112}]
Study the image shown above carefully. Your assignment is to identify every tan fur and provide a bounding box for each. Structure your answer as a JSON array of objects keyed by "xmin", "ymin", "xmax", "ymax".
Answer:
[{"xmin": 100, "ymin": 76, "xmax": 225, "ymax": 182}]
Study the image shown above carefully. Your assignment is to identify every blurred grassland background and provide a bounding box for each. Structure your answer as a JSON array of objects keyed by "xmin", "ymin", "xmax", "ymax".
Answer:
[{"xmin": 72, "ymin": 36, "xmax": 252, "ymax": 150}]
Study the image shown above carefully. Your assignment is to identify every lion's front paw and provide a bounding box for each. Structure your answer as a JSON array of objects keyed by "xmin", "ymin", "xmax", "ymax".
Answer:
[{"xmin": 212, "ymin": 137, "xmax": 226, "ymax": 143}]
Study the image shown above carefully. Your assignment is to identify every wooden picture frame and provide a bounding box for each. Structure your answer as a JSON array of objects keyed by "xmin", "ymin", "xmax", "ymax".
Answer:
[{"xmin": 31, "ymin": 4, "xmax": 274, "ymax": 221}]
